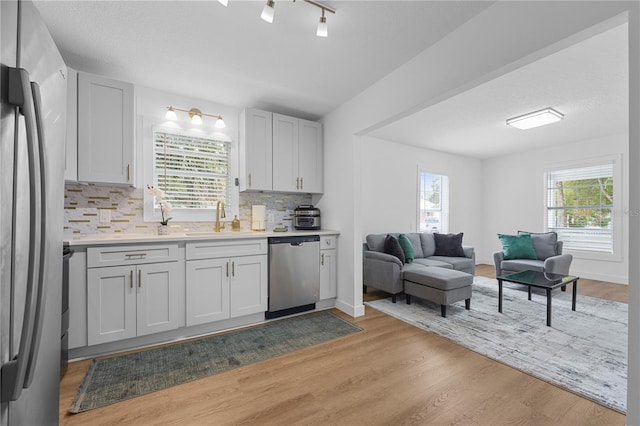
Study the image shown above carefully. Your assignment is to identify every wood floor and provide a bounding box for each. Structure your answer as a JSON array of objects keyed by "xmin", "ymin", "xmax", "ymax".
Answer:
[{"xmin": 60, "ymin": 264, "xmax": 628, "ymax": 425}]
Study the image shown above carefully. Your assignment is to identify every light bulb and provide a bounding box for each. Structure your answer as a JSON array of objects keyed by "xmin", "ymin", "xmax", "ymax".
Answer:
[
  {"xmin": 191, "ymin": 114, "xmax": 202, "ymax": 125},
  {"xmin": 317, "ymin": 16, "xmax": 327, "ymax": 37},
  {"xmin": 165, "ymin": 107, "xmax": 177, "ymax": 120},
  {"xmin": 215, "ymin": 117, "xmax": 226, "ymax": 129},
  {"xmin": 261, "ymin": 0, "xmax": 275, "ymax": 23},
  {"xmin": 189, "ymin": 108, "xmax": 203, "ymax": 125}
]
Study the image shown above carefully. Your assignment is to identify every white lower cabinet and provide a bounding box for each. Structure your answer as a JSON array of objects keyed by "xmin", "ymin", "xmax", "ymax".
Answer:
[
  {"xmin": 320, "ymin": 236, "xmax": 337, "ymax": 299},
  {"xmin": 87, "ymin": 262, "xmax": 180, "ymax": 345},
  {"xmin": 185, "ymin": 239, "xmax": 268, "ymax": 327},
  {"xmin": 86, "ymin": 244, "xmax": 181, "ymax": 346}
]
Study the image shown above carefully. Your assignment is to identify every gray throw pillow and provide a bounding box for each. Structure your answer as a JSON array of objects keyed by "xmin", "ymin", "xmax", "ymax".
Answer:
[
  {"xmin": 518, "ymin": 231, "xmax": 557, "ymax": 260},
  {"xmin": 433, "ymin": 232, "xmax": 466, "ymax": 257},
  {"xmin": 383, "ymin": 234, "xmax": 405, "ymax": 264}
]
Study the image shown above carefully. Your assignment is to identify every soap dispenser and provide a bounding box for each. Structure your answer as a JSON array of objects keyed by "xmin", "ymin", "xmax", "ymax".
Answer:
[{"xmin": 232, "ymin": 215, "xmax": 241, "ymax": 231}]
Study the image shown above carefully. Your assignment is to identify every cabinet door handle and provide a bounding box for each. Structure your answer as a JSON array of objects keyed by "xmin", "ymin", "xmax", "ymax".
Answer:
[
  {"xmin": 232, "ymin": 261, "xmax": 235, "ymax": 277},
  {"xmin": 248, "ymin": 173, "xmax": 252, "ymax": 187},
  {"xmin": 321, "ymin": 253, "xmax": 324, "ymax": 266},
  {"xmin": 127, "ymin": 164, "xmax": 131, "ymax": 182},
  {"xmin": 130, "ymin": 270, "xmax": 133, "ymax": 289},
  {"xmin": 300, "ymin": 177, "xmax": 303, "ymax": 190},
  {"xmin": 226, "ymin": 261, "xmax": 229, "ymax": 277},
  {"xmin": 296, "ymin": 177, "xmax": 299, "ymax": 190},
  {"xmin": 138, "ymin": 269, "xmax": 142, "ymax": 288}
]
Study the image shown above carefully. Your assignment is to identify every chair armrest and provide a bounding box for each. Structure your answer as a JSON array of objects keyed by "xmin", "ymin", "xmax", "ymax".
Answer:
[
  {"xmin": 544, "ymin": 253, "xmax": 573, "ymax": 275},
  {"xmin": 463, "ymin": 246, "xmax": 475, "ymax": 260},
  {"xmin": 364, "ymin": 250, "xmax": 403, "ymax": 267},
  {"xmin": 493, "ymin": 251, "xmax": 505, "ymax": 277}
]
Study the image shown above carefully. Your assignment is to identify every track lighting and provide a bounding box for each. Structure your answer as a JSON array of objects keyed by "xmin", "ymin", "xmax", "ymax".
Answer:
[
  {"xmin": 249, "ymin": 0, "xmax": 335, "ymax": 35},
  {"xmin": 165, "ymin": 106, "xmax": 226, "ymax": 128},
  {"xmin": 261, "ymin": 0, "xmax": 275, "ymax": 23}
]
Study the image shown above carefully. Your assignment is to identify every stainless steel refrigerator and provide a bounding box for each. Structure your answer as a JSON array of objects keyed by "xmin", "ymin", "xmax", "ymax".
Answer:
[{"xmin": 1, "ymin": 0, "xmax": 67, "ymax": 424}]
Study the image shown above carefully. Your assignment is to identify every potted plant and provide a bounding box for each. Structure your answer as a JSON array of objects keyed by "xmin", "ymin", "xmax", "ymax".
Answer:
[{"xmin": 147, "ymin": 185, "xmax": 172, "ymax": 235}]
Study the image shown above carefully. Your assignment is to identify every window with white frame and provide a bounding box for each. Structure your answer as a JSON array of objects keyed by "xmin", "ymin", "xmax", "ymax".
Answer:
[
  {"xmin": 545, "ymin": 160, "xmax": 619, "ymax": 255},
  {"xmin": 418, "ymin": 171, "xmax": 449, "ymax": 233},
  {"xmin": 147, "ymin": 130, "xmax": 232, "ymax": 221}
]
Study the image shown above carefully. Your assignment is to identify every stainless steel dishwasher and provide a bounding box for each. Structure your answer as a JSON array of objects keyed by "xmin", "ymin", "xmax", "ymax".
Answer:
[{"xmin": 266, "ymin": 235, "xmax": 320, "ymax": 319}]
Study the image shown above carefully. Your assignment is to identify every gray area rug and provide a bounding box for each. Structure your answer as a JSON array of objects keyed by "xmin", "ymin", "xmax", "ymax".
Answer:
[
  {"xmin": 70, "ymin": 310, "xmax": 361, "ymax": 413},
  {"xmin": 366, "ymin": 276, "xmax": 627, "ymax": 413}
]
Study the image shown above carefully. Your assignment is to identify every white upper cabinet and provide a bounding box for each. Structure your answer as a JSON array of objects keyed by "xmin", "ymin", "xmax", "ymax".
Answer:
[
  {"xmin": 272, "ymin": 113, "xmax": 299, "ymax": 192},
  {"xmin": 297, "ymin": 119, "xmax": 323, "ymax": 194},
  {"xmin": 239, "ymin": 108, "xmax": 273, "ymax": 191},
  {"xmin": 272, "ymin": 114, "xmax": 323, "ymax": 194},
  {"xmin": 240, "ymin": 108, "xmax": 323, "ymax": 194},
  {"xmin": 77, "ymin": 72, "xmax": 134, "ymax": 186}
]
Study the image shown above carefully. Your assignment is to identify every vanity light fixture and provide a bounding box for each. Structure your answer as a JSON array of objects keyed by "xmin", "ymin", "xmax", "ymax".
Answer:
[
  {"xmin": 165, "ymin": 106, "xmax": 226, "ymax": 128},
  {"xmin": 506, "ymin": 107, "xmax": 564, "ymax": 130}
]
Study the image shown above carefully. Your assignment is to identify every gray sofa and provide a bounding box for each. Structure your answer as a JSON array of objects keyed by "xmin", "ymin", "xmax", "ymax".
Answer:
[{"xmin": 363, "ymin": 233, "xmax": 475, "ymax": 302}]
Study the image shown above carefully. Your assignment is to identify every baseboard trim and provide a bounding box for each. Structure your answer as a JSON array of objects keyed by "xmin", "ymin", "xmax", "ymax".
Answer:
[{"xmin": 335, "ymin": 299, "xmax": 365, "ymax": 317}]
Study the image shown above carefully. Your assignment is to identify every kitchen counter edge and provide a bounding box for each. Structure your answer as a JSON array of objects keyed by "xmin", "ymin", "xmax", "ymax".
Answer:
[{"xmin": 64, "ymin": 229, "xmax": 340, "ymax": 247}]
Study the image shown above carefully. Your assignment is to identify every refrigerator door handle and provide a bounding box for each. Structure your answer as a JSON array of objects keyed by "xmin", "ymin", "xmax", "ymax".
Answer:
[
  {"xmin": 24, "ymin": 81, "xmax": 47, "ymax": 388},
  {"xmin": 1, "ymin": 68, "xmax": 42, "ymax": 402}
]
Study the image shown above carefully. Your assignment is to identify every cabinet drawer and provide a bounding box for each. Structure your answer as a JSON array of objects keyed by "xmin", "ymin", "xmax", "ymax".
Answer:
[
  {"xmin": 87, "ymin": 244, "xmax": 179, "ymax": 268},
  {"xmin": 320, "ymin": 235, "xmax": 337, "ymax": 250},
  {"xmin": 186, "ymin": 238, "xmax": 268, "ymax": 260}
]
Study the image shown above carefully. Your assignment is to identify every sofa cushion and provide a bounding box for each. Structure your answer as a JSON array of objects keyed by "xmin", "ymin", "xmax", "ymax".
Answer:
[
  {"xmin": 413, "ymin": 258, "xmax": 454, "ymax": 269},
  {"xmin": 433, "ymin": 233, "xmax": 466, "ymax": 257},
  {"xmin": 366, "ymin": 234, "xmax": 389, "ymax": 253},
  {"xmin": 419, "ymin": 233, "xmax": 436, "ymax": 257},
  {"xmin": 384, "ymin": 234, "xmax": 405, "ymax": 264},
  {"xmin": 405, "ymin": 233, "xmax": 424, "ymax": 259},
  {"xmin": 428, "ymin": 255, "xmax": 474, "ymax": 272},
  {"xmin": 518, "ymin": 231, "xmax": 558, "ymax": 260},
  {"xmin": 501, "ymin": 259, "xmax": 545, "ymax": 273},
  {"xmin": 498, "ymin": 233, "xmax": 537, "ymax": 260},
  {"xmin": 398, "ymin": 234, "xmax": 415, "ymax": 263}
]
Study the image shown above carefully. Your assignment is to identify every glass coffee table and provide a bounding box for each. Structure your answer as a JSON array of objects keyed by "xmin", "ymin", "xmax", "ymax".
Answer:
[{"xmin": 496, "ymin": 270, "xmax": 579, "ymax": 327}]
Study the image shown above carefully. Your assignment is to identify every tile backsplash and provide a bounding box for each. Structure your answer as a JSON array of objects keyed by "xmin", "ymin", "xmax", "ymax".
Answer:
[{"xmin": 63, "ymin": 183, "xmax": 312, "ymax": 238}]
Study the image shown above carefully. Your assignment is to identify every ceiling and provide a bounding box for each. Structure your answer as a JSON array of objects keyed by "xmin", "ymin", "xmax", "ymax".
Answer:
[
  {"xmin": 33, "ymin": 0, "xmax": 492, "ymax": 121},
  {"xmin": 368, "ymin": 22, "xmax": 629, "ymax": 159},
  {"xmin": 33, "ymin": 1, "xmax": 628, "ymax": 160}
]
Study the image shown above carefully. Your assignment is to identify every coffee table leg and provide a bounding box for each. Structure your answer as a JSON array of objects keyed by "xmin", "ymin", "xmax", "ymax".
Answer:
[
  {"xmin": 546, "ymin": 288, "xmax": 552, "ymax": 327},
  {"xmin": 498, "ymin": 279, "xmax": 503, "ymax": 313},
  {"xmin": 572, "ymin": 279, "xmax": 578, "ymax": 311},
  {"xmin": 528, "ymin": 285, "xmax": 532, "ymax": 301}
]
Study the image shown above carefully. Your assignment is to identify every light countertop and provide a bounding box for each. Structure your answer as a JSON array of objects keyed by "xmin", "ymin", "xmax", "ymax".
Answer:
[{"xmin": 64, "ymin": 229, "xmax": 340, "ymax": 247}]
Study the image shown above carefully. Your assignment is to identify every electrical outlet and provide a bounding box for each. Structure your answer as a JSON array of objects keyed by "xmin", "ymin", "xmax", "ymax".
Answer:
[
  {"xmin": 267, "ymin": 212, "xmax": 275, "ymax": 222},
  {"xmin": 99, "ymin": 209, "xmax": 111, "ymax": 223}
]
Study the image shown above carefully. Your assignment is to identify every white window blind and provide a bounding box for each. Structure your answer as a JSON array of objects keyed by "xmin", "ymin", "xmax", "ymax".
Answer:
[
  {"xmin": 546, "ymin": 162, "xmax": 614, "ymax": 253},
  {"xmin": 153, "ymin": 131, "xmax": 231, "ymax": 211},
  {"xmin": 418, "ymin": 172, "xmax": 449, "ymax": 233}
]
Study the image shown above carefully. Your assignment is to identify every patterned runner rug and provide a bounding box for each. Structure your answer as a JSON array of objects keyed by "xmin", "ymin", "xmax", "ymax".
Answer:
[
  {"xmin": 366, "ymin": 276, "xmax": 627, "ymax": 413},
  {"xmin": 70, "ymin": 310, "xmax": 361, "ymax": 413}
]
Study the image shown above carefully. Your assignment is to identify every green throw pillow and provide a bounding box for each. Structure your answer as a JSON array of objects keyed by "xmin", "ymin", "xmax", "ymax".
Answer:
[
  {"xmin": 498, "ymin": 233, "xmax": 537, "ymax": 260},
  {"xmin": 398, "ymin": 234, "xmax": 415, "ymax": 263}
]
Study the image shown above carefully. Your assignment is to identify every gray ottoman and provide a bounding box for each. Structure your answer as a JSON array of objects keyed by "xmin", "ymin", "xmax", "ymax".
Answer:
[{"xmin": 404, "ymin": 268, "xmax": 473, "ymax": 317}]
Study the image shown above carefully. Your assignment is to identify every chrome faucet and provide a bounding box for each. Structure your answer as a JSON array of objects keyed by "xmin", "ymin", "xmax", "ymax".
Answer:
[{"xmin": 214, "ymin": 200, "xmax": 226, "ymax": 232}]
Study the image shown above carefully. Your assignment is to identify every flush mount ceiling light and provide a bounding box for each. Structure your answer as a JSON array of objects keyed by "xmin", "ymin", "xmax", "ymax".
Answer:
[
  {"xmin": 165, "ymin": 106, "xmax": 226, "ymax": 128},
  {"xmin": 506, "ymin": 107, "xmax": 564, "ymax": 130},
  {"xmin": 217, "ymin": 0, "xmax": 228, "ymax": 6}
]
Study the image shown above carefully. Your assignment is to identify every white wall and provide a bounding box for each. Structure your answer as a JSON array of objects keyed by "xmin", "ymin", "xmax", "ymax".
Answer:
[
  {"xmin": 482, "ymin": 133, "xmax": 629, "ymax": 284},
  {"xmin": 361, "ymin": 137, "xmax": 483, "ymax": 249}
]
